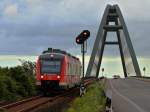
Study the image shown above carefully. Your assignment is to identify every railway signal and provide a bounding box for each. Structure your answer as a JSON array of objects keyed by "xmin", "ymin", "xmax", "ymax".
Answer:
[
  {"xmin": 102, "ymin": 68, "xmax": 104, "ymax": 77},
  {"xmin": 143, "ymin": 67, "xmax": 146, "ymax": 76},
  {"xmin": 75, "ymin": 30, "xmax": 90, "ymax": 78},
  {"xmin": 76, "ymin": 30, "xmax": 90, "ymax": 44}
]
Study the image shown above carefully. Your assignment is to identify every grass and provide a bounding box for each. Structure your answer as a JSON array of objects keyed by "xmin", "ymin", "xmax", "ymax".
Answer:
[{"xmin": 65, "ymin": 81, "xmax": 106, "ymax": 112}]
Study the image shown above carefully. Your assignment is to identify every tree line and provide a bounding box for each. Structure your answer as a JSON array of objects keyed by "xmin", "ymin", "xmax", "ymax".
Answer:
[{"xmin": 0, "ymin": 60, "xmax": 37, "ymax": 101}]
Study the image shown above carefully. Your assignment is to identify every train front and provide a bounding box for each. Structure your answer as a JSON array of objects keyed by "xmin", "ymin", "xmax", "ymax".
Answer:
[{"xmin": 36, "ymin": 53, "xmax": 65, "ymax": 93}]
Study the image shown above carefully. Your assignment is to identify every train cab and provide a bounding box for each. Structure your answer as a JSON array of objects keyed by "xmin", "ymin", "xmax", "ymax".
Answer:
[{"xmin": 36, "ymin": 48, "xmax": 81, "ymax": 93}]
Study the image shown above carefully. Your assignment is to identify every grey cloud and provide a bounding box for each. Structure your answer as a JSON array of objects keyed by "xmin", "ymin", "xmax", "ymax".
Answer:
[{"xmin": 0, "ymin": 0, "xmax": 150, "ymax": 58}]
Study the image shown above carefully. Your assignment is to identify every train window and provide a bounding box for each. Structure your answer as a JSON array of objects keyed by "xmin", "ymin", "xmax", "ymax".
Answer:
[
  {"xmin": 79, "ymin": 65, "xmax": 81, "ymax": 75},
  {"xmin": 78, "ymin": 65, "xmax": 80, "ymax": 75},
  {"xmin": 67, "ymin": 63, "xmax": 70, "ymax": 75},
  {"xmin": 75, "ymin": 64, "xmax": 77, "ymax": 75},
  {"xmin": 71, "ymin": 64, "xmax": 74, "ymax": 75},
  {"xmin": 41, "ymin": 60, "xmax": 61, "ymax": 74},
  {"xmin": 68, "ymin": 63, "xmax": 71, "ymax": 75},
  {"xmin": 71, "ymin": 64, "xmax": 73, "ymax": 75},
  {"xmin": 70, "ymin": 64, "xmax": 71, "ymax": 75},
  {"xmin": 75, "ymin": 64, "xmax": 76, "ymax": 75},
  {"xmin": 77, "ymin": 65, "xmax": 78, "ymax": 75},
  {"xmin": 66, "ymin": 63, "xmax": 68, "ymax": 75},
  {"xmin": 73, "ymin": 64, "xmax": 75, "ymax": 75},
  {"xmin": 77, "ymin": 65, "xmax": 79, "ymax": 75},
  {"xmin": 70, "ymin": 64, "xmax": 72, "ymax": 75},
  {"xmin": 72, "ymin": 64, "xmax": 74, "ymax": 75},
  {"xmin": 80, "ymin": 66, "xmax": 82, "ymax": 75}
]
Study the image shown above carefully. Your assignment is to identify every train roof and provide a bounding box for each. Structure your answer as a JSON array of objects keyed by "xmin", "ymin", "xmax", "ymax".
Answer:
[{"xmin": 42, "ymin": 48, "xmax": 79, "ymax": 60}]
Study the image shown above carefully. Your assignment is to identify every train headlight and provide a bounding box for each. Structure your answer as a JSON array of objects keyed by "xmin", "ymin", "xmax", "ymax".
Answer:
[
  {"xmin": 50, "ymin": 54, "xmax": 54, "ymax": 58},
  {"xmin": 57, "ymin": 76, "xmax": 60, "ymax": 79},
  {"xmin": 41, "ymin": 75, "xmax": 44, "ymax": 78}
]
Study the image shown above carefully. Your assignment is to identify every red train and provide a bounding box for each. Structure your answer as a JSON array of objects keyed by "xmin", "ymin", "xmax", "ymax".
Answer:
[{"xmin": 36, "ymin": 48, "xmax": 82, "ymax": 94}]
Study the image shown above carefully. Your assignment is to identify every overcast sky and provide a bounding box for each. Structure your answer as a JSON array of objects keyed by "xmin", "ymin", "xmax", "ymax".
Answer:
[
  {"xmin": 0, "ymin": 0, "xmax": 150, "ymax": 76},
  {"xmin": 0, "ymin": 0, "xmax": 150, "ymax": 57}
]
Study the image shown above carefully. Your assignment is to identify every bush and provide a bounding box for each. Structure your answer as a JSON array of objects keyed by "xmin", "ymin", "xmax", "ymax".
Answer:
[
  {"xmin": 65, "ymin": 82, "xmax": 106, "ymax": 112},
  {"xmin": 0, "ymin": 60, "xmax": 37, "ymax": 101}
]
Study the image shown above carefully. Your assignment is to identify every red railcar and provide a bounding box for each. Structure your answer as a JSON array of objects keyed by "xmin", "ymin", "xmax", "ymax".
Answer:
[{"xmin": 36, "ymin": 48, "xmax": 81, "ymax": 94}]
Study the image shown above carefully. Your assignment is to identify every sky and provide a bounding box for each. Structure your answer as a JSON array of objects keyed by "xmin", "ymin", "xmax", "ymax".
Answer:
[{"xmin": 0, "ymin": 0, "xmax": 150, "ymax": 77}]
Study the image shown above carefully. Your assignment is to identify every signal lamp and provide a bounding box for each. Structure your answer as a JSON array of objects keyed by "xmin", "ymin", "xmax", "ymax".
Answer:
[
  {"xmin": 76, "ymin": 39, "xmax": 80, "ymax": 42},
  {"xmin": 75, "ymin": 30, "xmax": 90, "ymax": 44},
  {"xmin": 83, "ymin": 32, "xmax": 87, "ymax": 36}
]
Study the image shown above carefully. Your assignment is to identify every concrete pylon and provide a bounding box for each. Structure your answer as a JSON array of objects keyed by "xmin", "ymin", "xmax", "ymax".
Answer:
[{"xmin": 86, "ymin": 5, "xmax": 141, "ymax": 78}]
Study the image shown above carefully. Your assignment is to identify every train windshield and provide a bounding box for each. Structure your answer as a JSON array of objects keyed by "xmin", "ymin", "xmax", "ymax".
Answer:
[{"xmin": 41, "ymin": 60, "xmax": 61, "ymax": 74}]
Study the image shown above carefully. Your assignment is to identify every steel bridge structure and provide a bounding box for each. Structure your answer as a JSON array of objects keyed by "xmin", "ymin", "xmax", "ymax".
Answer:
[{"xmin": 86, "ymin": 4, "xmax": 141, "ymax": 78}]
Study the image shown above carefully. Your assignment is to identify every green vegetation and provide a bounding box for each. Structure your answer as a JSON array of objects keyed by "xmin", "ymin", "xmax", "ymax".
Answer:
[
  {"xmin": 66, "ymin": 82, "xmax": 106, "ymax": 112},
  {"xmin": 0, "ymin": 60, "xmax": 37, "ymax": 101}
]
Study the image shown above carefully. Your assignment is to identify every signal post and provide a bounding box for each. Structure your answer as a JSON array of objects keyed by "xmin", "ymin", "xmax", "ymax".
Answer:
[{"xmin": 75, "ymin": 30, "xmax": 90, "ymax": 78}]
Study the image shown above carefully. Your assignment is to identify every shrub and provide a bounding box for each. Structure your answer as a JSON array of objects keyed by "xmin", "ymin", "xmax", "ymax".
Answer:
[{"xmin": 0, "ymin": 60, "xmax": 37, "ymax": 101}]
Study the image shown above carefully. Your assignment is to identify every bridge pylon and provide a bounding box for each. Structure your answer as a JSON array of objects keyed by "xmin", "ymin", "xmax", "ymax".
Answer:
[{"xmin": 86, "ymin": 4, "xmax": 141, "ymax": 78}]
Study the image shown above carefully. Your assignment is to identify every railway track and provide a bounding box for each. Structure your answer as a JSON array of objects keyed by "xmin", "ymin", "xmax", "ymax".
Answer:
[
  {"xmin": 0, "ymin": 78, "xmax": 95, "ymax": 112},
  {"xmin": 0, "ymin": 101, "xmax": 7, "ymax": 106},
  {"xmin": 0, "ymin": 96, "xmax": 42, "ymax": 107}
]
